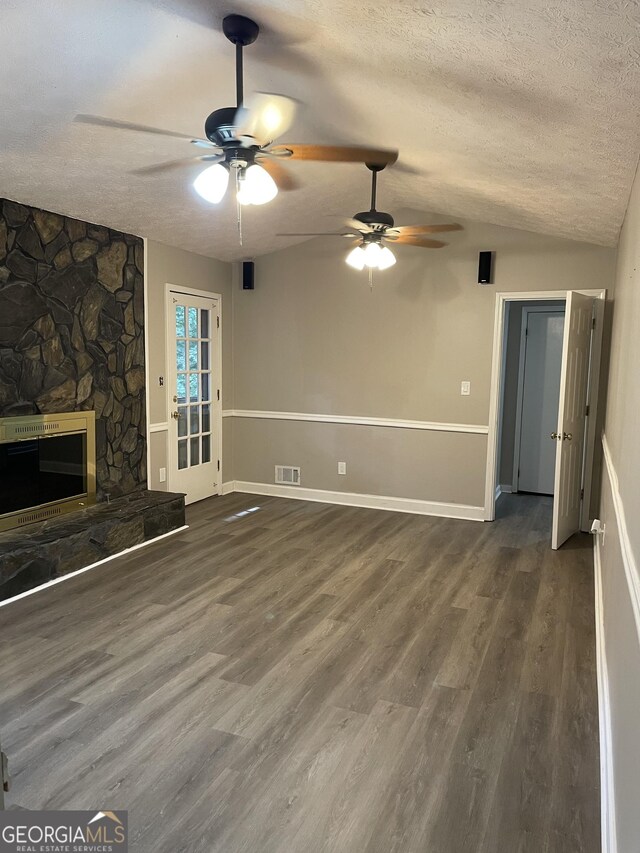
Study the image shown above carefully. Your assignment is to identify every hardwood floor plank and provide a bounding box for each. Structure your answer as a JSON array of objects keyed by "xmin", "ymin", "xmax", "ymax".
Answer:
[{"xmin": 0, "ymin": 492, "xmax": 599, "ymax": 853}]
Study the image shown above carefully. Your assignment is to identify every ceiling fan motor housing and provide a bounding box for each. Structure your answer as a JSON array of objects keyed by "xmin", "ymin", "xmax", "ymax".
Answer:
[
  {"xmin": 354, "ymin": 210, "xmax": 395, "ymax": 228},
  {"xmin": 205, "ymin": 108, "xmax": 243, "ymax": 147}
]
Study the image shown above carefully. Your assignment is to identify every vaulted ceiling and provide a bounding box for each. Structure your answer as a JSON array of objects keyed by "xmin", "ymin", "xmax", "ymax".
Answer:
[{"xmin": 1, "ymin": 0, "xmax": 639, "ymax": 261}]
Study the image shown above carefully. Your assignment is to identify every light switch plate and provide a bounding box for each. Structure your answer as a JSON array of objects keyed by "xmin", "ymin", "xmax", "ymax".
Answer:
[
  {"xmin": 159, "ymin": 467, "xmax": 166, "ymax": 483},
  {"xmin": 338, "ymin": 462, "xmax": 347, "ymax": 475},
  {"xmin": 461, "ymin": 381, "xmax": 471, "ymax": 396}
]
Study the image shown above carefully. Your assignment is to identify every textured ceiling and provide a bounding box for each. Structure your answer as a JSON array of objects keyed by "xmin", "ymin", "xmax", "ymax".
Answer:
[{"xmin": 1, "ymin": 0, "xmax": 639, "ymax": 261}]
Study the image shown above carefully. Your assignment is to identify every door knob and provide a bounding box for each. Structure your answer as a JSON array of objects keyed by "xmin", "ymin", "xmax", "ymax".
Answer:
[
  {"xmin": 550, "ymin": 432, "xmax": 560, "ymax": 440},
  {"xmin": 563, "ymin": 432, "xmax": 572, "ymax": 441},
  {"xmin": 171, "ymin": 410, "xmax": 180, "ymax": 420}
]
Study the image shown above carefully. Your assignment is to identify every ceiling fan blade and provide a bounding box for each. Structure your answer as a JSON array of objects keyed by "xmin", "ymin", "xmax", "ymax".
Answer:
[
  {"xmin": 74, "ymin": 113, "xmax": 209, "ymax": 144},
  {"xmin": 257, "ymin": 157, "xmax": 300, "ymax": 191},
  {"xmin": 344, "ymin": 218, "xmax": 374, "ymax": 232},
  {"xmin": 392, "ymin": 223, "xmax": 463, "ymax": 235},
  {"xmin": 130, "ymin": 153, "xmax": 224, "ymax": 176},
  {"xmin": 269, "ymin": 144, "xmax": 398, "ymax": 165},
  {"xmin": 235, "ymin": 93, "xmax": 298, "ymax": 147},
  {"xmin": 191, "ymin": 139, "xmax": 220, "ymax": 150},
  {"xmin": 391, "ymin": 234, "xmax": 447, "ymax": 248},
  {"xmin": 276, "ymin": 232, "xmax": 355, "ymax": 237}
]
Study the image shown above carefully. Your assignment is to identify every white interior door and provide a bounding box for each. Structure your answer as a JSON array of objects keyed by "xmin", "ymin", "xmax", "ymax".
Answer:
[
  {"xmin": 517, "ymin": 310, "xmax": 565, "ymax": 494},
  {"xmin": 551, "ymin": 292, "xmax": 594, "ymax": 549},
  {"xmin": 167, "ymin": 290, "xmax": 221, "ymax": 505}
]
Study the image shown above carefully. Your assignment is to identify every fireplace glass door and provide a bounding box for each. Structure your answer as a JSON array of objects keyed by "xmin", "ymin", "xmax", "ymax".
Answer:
[{"xmin": 0, "ymin": 432, "xmax": 87, "ymax": 516}]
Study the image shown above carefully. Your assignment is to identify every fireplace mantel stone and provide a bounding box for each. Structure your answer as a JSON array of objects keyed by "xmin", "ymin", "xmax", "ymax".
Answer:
[{"xmin": 0, "ymin": 490, "xmax": 185, "ymax": 601}]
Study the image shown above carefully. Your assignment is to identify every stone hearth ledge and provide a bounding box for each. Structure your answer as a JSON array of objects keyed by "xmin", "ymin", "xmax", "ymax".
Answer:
[{"xmin": 0, "ymin": 490, "xmax": 185, "ymax": 601}]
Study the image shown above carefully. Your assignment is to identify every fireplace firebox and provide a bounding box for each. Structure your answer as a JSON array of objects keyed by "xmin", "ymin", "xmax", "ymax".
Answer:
[{"xmin": 0, "ymin": 412, "xmax": 96, "ymax": 532}]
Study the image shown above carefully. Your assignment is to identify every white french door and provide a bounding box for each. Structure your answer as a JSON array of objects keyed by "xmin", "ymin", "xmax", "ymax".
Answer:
[
  {"xmin": 551, "ymin": 292, "xmax": 594, "ymax": 549},
  {"xmin": 166, "ymin": 289, "xmax": 221, "ymax": 504}
]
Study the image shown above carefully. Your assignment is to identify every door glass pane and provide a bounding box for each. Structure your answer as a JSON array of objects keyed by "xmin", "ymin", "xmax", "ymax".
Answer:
[
  {"xmin": 188, "ymin": 307, "xmax": 198, "ymax": 338},
  {"xmin": 178, "ymin": 439, "xmax": 188, "ymax": 469},
  {"xmin": 201, "ymin": 309, "xmax": 209, "ymax": 339},
  {"xmin": 190, "ymin": 436, "xmax": 199, "ymax": 466},
  {"xmin": 201, "ymin": 373, "xmax": 210, "ymax": 402},
  {"xmin": 178, "ymin": 407, "xmax": 187, "ymax": 437},
  {"xmin": 175, "ymin": 305, "xmax": 186, "ymax": 338},
  {"xmin": 188, "ymin": 341, "xmax": 199, "ymax": 370},
  {"xmin": 202, "ymin": 403, "xmax": 210, "ymax": 434},
  {"xmin": 189, "ymin": 373, "xmax": 199, "ymax": 402},
  {"xmin": 190, "ymin": 406, "xmax": 199, "ymax": 435},
  {"xmin": 201, "ymin": 341, "xmax": 209, "ymax": 371},
  {"xmin": 176, "ymin": 341, "xmax": 186, "ymax": 372},
  {"xmin": 202, "ymin": 434, "xmax": 211, "ymax": 463},
  {"xmin": 177, "ymin": 374, "xmax": 187, "ymax": 404}
]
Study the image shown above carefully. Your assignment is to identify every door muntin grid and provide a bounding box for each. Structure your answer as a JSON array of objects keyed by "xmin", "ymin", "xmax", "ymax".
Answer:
[{"xmin": 175, "ymin": 303, "xmax": 213, "ymax": 470}]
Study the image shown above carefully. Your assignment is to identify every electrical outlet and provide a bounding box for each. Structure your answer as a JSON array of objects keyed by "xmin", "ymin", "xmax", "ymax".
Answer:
[
  {"xmin": 461, "ymin": 380, "xmax": 471, "ymax": 396},
  {"xmin": 338, "ymin": 462, "xmax": 347, "ymax": 475},
  {"xmin": 159, "ymin": 467, "xmax": 166, "ymax": 483}
]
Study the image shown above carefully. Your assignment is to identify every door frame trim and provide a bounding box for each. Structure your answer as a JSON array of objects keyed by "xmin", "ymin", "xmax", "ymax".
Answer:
[
  {"xmin": 164, "ymin": 283, "xmax": 223, "ymax": 502},
  {"xmin": 485, "ymin": 289, "xmax": 606, "ymax": 524},
  {"xmin": 512, "ymin": 305, "xmax": 566, "ymax": 494}
]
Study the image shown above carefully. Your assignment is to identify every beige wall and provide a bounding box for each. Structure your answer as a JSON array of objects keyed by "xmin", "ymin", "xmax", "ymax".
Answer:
[
  {"xmin": 230, "ymin": 214, "xmax": 614, "ymax": 506},
  {"xmin": 597, "ymin": 162, "xmax": 640, "ymax": 852},
  {"xmin": 145, "ymin": 239, "xmax": 232, "ymax": 489}
]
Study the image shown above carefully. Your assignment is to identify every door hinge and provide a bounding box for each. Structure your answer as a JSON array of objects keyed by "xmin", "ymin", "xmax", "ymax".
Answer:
[
  {"xmin": 217, "ymin": 389, "xmax": 220, "ymax": 401},
  {"xmin": 592, "ymin": 317, "xmax": 596, "ymax": 329},
  {"xmin": 580, "ymin": 488, "xmax": 584, "ymax": 500},
  {"xmin": 217, "ymin": 315, "xmax": 220, "ymax": 328},
  {"xmin": 217, "ymin": 459, "xmax": 220, "ymax": 471},
  {"xmin": 585, "ymin": 404, "xmax": 590, "ymax": 417}
]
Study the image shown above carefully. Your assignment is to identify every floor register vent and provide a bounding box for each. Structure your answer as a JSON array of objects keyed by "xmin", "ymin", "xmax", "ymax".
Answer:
[{"xmin": 275, "ymin": 465, "xmax": 301, "ymax": 485}]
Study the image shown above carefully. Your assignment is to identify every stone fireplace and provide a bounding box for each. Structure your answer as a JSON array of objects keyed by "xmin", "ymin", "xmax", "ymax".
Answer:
[
  {"xmin": 0, "ymin": 198, "xmax": 146, "ymax": 497},
  {"xmin": 0, "ymin": 199, "xmax": 187, "ymax": 603}
]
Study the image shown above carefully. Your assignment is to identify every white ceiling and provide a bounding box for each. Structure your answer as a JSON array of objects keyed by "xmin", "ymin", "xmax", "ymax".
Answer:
[{"xmin": 1, "ymin": 0, "xmax": 639, "ymax": 261}]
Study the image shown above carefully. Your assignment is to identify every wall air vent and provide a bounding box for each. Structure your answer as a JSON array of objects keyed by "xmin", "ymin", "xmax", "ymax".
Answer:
[{"xmin": 275, "ymin": 465, "xmax": 301, "ymax": 486}]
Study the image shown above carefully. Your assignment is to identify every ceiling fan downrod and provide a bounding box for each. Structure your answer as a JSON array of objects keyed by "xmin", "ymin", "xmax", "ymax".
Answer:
[{"xmin": 222, "ymin": 14, "xmax": 260, "ymax": 108}]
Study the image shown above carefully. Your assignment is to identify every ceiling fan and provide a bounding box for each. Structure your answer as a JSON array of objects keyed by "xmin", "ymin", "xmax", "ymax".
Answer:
[
  {"xmin": 74, "ymin": 14, "xmax": 398, "ymax": 207},
  {"xmin": 278, "ymin": 163, "xmax": 462, "ymax": 270}
]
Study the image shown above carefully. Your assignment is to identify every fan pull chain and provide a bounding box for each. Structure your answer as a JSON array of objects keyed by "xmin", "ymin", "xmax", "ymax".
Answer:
[{"xmin": 235, "ymin": 168, "xmax": 243, "ymax": 246}]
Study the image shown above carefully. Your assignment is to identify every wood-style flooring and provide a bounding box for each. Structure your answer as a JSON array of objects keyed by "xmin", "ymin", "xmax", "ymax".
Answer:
[{"xmin": 0, "ymin": 492, "xmax": 599, "ymax": 852}]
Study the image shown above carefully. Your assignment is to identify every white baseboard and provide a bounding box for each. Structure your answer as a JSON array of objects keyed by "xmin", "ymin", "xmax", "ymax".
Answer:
[
  {"xmin": 221, "ymin": 481, "xmax": 235, "ymax": 495},
  {"xmin": 0, "ymin": 524, "xmax": 189, "ymax": 609},
  {"xmin": 593, "ymin": 535, "xmax": 617, "ymax": 853},
  {"xmin": 224, "ymin": 480, "xmax": 484, "ymax": 521},
  {"xmin": 499, "ymin": 484, "xmax": 514, "ymax": 494},
  {"xmin": 495, "ymin": 485, "xmax": 502, "ymax": 501}
]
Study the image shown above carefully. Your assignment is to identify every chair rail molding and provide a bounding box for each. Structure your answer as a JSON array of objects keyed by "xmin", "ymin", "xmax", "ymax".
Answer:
[{"xmin": 222, "ymin": 409, "xmax": 489, "ymax": 435}]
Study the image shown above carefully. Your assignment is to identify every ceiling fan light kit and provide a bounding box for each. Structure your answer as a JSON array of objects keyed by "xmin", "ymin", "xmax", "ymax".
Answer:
[
  {"xmin": 193, "ymin": 163, "xmax": 230, "ymax": 204},
  {"xmin": 237, "ymin": 164, "xmax": 278, "ymax": 206}
]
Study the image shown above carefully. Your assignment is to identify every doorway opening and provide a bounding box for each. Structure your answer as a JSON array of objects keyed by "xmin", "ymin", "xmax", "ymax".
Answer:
[
  {"xmin": 499, "ymin": 301, "xmax": 566, "ymax": 497},
  {"xmin": 485, "ymin": 290, "xmax": 606, "ymax": 549}
]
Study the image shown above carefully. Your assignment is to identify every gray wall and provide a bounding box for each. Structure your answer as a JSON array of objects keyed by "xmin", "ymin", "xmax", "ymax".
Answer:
[
  {"xmin": 145, "ymin": 239, "xmax": 232, "ymax": 489},
  {"xmin": 230, "ymin": 214, "xmax": 614, "ymax": 507},
  {"xmin": 597, "ymin": 161, "xmax": 640, "ymax": 852}
]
